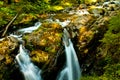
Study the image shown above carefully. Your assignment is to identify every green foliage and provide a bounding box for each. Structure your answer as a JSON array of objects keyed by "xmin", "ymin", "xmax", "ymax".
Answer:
[
  {"xmin": 0, "ymin": 1, "xmax": 3, "ymax": 6},
  {"xmin": 14, "ymin": 0, "xmax": 50, "ymax": 14},
  {"xmin": 81, "ymin": 12, "xmax": 120, "ymax": 80},
  {"xmin": 81, "ymin": 64, "xmax": 120, "ymax": 80},
  {"xmin": 0, "ymin": 0, "xmax": 67, "ymax": 27},
  {"xmin": 80, "ymin": 75, "xmax": 100, "ymax": 80},
  {"xmin": 101, "ymin": 13, "xmax": 120, "ymax": 63},
  {"xmin": 0, "ymin": 4, "xmax": 17, "ymax": 27},
  {"xmin": 102, "ymin": 63, "xmax": 120, "ymax": 80},
  {"xmin": 80, "ymin": 0, "xmax": 85, "ymax": 4},
  {"xmin": 96, "ymin": 12, "xmax": 120, "ymax": 80},
  {"xmin": 102, "ymin": 13, "xmax": 120, "ymax": 46},
  {"xmin": 49, "ymin": 0, "xmax": 61, "ymax": 5}
]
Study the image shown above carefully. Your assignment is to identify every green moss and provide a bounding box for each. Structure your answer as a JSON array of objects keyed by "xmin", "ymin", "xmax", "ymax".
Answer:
[
  {"xmin": 102, "ymin": 63, "xmax": 120, "ymax": 80},
  {"xmin": 81, "ymin": 64, "xmax": 120, "ymax": 80},
  {"xmin": 0, "ymin": 0, "xmax": 73, "ymax": 28},
  {"xmin": 94, "ymin": 12, "xmax": 120, "ymax": 80},
  {"xmin": 0, "ymin": 1, "xmax": 3, "ymax": 6},
  {"xmin": 81, "ymin": 76, "xmax": 99, "ymax": 80},
  {"xmin": 0, "ymin": 5, "xmax": 17, "ymax": 27},
  {"xmin": 23, "ymin": 22, "xmax": 63, "ymax": 54},
  {"xmin": 102, "ymin": 12, "xmax": 120, "ymax": 46}
]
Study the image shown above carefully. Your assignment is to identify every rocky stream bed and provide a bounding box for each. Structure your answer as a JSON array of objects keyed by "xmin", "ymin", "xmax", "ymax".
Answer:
[{"xmin": 0, "ymin": 0, "xmax": 120, "ymax": 80}]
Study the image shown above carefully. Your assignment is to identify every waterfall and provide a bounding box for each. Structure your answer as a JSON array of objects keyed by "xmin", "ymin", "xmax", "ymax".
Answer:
[
  {"xmin": 14, "ymin": 20, "xmax": 80, "ymax": 80},
  {"xmin": 16, "ymin": 44, "xmax": 42, "ymax": 80},
  {"xmin": 14, "ymin": 22, "xmax": 42, "ymax": 80},
  {"xmin": 57, "ymin": 29, "xmax": 81, "ymax": 80}
]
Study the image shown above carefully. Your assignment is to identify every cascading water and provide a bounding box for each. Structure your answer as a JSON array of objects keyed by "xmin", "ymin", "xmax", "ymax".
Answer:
[
  {"xmin": 57, "ymin": 28, "xmax": 81, "ymax": 80},
  {"xmin": 14, "ymin": 19, "xmax": 81, "ymax": 80},
  {"xmin": 18, "ymin": 22, "xmax": 41, "ymax": 33},
  {"xmin": 14, "ymin": 22, "xmax": 42, "ymax": 80},
  {"xmin": 69, "ymin": 9, "xmax": 89, "ymax": 15},
  {"xmin": 16, "ymin": 44, "xmax": 42, "ymax": 80}
]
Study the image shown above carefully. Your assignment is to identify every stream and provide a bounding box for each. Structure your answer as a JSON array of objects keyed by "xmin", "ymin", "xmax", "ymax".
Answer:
[
  {"xmin": 1, "ymin": 0, "xmax": 120, "ymax": 80},
  {"xmin": 57, "ymin": 29, "xmax": 81, "ymax": 80},
  {"xmin": 14, "ymin": 18, "xmax": 81, "ymax": 80},
  {"xmin": 16, "ymin": 44, "xmax": 42, "ymax": 80},
  {"xmin": 9, "ymin": 1, "xmax": 112, "ymax": 79}
]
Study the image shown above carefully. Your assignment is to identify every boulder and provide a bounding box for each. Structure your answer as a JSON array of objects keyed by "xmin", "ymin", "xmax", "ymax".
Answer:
[
  {"xmin": 23, "ymin": 22, "xmax": 64, "ymax": 80},
  {"xmin": 0, "ymin": 36, "xmax": 23, "ymax": 80},
  {"xmin": 0, "ymin": 36, "xmax": 19, "ymax": 64}
]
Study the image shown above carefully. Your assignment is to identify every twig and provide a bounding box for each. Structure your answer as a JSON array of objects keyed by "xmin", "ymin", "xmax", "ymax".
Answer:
[{"xmin": 2, "ymin": 13, "xmax": 19, "ymax": 37}]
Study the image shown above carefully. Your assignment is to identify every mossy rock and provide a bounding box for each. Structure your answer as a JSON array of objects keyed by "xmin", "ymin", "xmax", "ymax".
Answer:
[
  {"xmin": 23, "ymin": 22, "xmax": 63, "ymax": 65},
  {"xmin": 0, "ymin": 36, "xmax": 19, "ymax": 64},
  {"xmin": 30, "ymin": 50, "xmax": 49, "ymax": 64},
  {"xmin": 53, "ymin": 13, "xmax": 73, "ymax": 21},
  {"xmin": 0, "ymin": 36, "xmax": 22, "ymax": 80}
]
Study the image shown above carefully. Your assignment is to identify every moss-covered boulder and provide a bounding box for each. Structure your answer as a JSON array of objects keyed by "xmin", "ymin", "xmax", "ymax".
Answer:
[
  {"xmin": 0, "ymin": 36, "xmax": 19, "ymax": 64},
  {"xmin": 73, "ymin": 10, "xmax": 111, "ymax": 75},
  {"xmin": 80, "ymin": 12, "xmax": 120, "ymax": 79},
  {"xmin": 75, "ymin": 6, "xmax": 120, "ymax": 80},
  {"xmin": 0, "ymin": 36, "xmax": 23, "ymax": 80},
  {"xmin": 23, "ymin": 22, "xmax": 64, "ymax": 80},
  {"xmin": 23, "ymin": 22, "xmax": 63, "ymax": 66}
]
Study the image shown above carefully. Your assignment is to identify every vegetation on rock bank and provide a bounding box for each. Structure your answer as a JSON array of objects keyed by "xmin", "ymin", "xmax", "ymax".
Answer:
[
  {"xmin": 81, "ymin": 11, "xmax": 120, "ymax": 80},
  {"xmin": 0, "ymin": 0, "xmax": 120, "ymax": 80}
]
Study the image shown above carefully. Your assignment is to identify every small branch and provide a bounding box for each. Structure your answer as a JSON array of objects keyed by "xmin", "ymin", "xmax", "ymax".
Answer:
[{"xmin": 2, "ymin": 13, "xmax": 19, "ymax": 37}]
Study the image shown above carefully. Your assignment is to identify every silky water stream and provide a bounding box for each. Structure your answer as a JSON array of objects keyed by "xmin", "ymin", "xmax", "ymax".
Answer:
[
  {"xmin": 57, "ymin": 29, "xmax": 81, "ymax": 80},
  {"xmin": 16, "ymin": 44, "xmax": 42, "ymax": 80},
  {"xmin": 13, "ymin": 22, "xmax": 43, "ymax": 80}
]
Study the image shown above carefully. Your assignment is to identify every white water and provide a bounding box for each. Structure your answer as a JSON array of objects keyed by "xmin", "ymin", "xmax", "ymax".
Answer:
[
  {"xmin": 15, "ymin": 19, "xmax": 80, "ymax": 80},
  {"xmin": 45, "ymin": 18, "xmax": 70, "ymax": 27},
  {"xmin": 55, "ymin": 19, "xmax": 70, "ymax": 27},
  {"xmin": 16, "ymin": 44, "xmax": 42, "ymax": 80},
  {"xmin": 69, "ymin": 9, "xmax": 89, "ymax": 15},
  {"xmin": 14, "ymin": 22, "xmax": 42, "ymax": 80},
  {"xmin": 18, "ymin": 22, "xmax": 41, "ymax": 33},
  {"xmin": 57, "ymin": 29, "xmax": 81, "ymax": 80}
]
